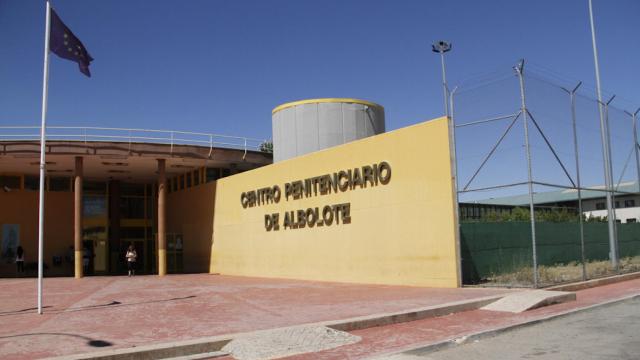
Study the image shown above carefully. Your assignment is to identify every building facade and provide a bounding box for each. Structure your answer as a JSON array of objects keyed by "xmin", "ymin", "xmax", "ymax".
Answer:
[
  {"xmin": 0, "ymin": 135, "xmax": 271, "ymax": 277},
  {"xmin": 1, "ymin": 112, "xmax": 463, "ymax": 288}
]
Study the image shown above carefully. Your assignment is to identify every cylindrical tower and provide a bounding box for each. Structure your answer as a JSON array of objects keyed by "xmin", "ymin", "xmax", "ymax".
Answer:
[{"xmin": 271, "ymin": 98, "xmax": 385, "ymax": 162}]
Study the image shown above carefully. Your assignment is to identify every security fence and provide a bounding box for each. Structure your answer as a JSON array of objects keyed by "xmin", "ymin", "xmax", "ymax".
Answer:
[{"xmin": 452, "ymin": 60, "xmax": 640, "ymax": 287}]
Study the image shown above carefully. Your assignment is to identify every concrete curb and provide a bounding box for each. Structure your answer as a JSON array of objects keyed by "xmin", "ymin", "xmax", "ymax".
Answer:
[
  {"xmin": 547, "ymin": 271, "xmax": 640, "ymax": 292},
  {"xmin": 325, "ymin": 294, "xmax": 504, "ymax": 332},
  {"xmin": 377, "ymin": 293, "xmax": 640, "ymax": 359},
  {"xmin": 46, "ymin": 337, "xmax": 232, "ymax": 360},
  {"xmin": 45, "ymin": 295, "xmax": 506, "ymax": 360}
]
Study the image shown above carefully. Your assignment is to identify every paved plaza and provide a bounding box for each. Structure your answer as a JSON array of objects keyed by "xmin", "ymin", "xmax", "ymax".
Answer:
[{"xmin": 0, "ymin": 274, "xmax": 513, "ymax": 359}]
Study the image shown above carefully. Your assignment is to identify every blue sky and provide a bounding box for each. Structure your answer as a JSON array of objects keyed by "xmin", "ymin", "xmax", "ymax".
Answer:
[{"xmin": 0, "ymin": 0, "xmax": 638, "ymax": 142}]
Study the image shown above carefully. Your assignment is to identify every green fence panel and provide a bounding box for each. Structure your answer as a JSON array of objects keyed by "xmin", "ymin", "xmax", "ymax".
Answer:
[
  {"xmin": 460, "ymin": 222, "xmax": 640, "ymax": 284},
  {"xmin": 583, "ymin": 223, "xmax": 611, "ymax": 262},
  {"xmin": 534, "ymin": 222, "xmax": 581, "ymax": 266},
  {"xmin": 460, "ymin": 222, "xmax": 532, "ymax": 283},
  {"xmin": 618, "ymin": 223, "xmax": 640, "ymax": 258}
]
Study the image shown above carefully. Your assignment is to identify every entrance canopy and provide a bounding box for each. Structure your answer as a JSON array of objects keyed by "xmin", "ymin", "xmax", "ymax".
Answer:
[{"xmin": 0, "ymin": 139, "xmax": 271, "ymax": 183}]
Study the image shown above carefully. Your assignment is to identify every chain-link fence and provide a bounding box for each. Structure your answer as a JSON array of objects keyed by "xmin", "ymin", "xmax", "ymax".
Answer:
[{"xmin": 453, "ymin": 60, "xmax": 640, "ymax": 288}]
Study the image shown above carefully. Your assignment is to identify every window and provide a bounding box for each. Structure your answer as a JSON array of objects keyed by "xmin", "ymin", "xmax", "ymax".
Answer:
[
  {"xmin": 120, "ymin": 197, "xmax": 145, "ymax": 219},
  {"xmin": 615, "ymin": 201, "xmax": 620, "ymax": 209},
  {"xmin": 83, "ymin": 196, "xmax": 107, "ymax": 217},
  {"xmin": 178, "ymin": 175, "xmax": 184, "ymax": 190},
  {"xmin": 0, "ymin": 175, "xmax": 21, "ymax": 190},
  {"xmin": 84, "ymin": 181, "xmax": 106, "ymax": 194},
  {"xmin": 206, "ymin": 168, "xmax": 220, "ymax": 182},
  {"xmin": 595, "ymin": 202, "xmax": 605, "ymax": 210},
  {"xmin": 49, "ymin": 177, "xmax": 70, "ymax": 192},
  {"xmin": 121, "ymin": 183, "xmax": 144, "ymax": 196},
  {"xmin": 193, "ymin": 170, "xmax": 200, "ymax": 186},
  {"xmin": 24, "ymin": 175, "xmax": 39, "ymax": 191},
  {"xmin": 186, "ymin": 172, "xmax": 192, "ymax": 188},
  {"xmin": 171, "ymin": 177, "xmax": 178, "ymax": 192},
  {"xmin": 221, "ymin": 168, "xmax": 231, "ymax": 178},
  {"xmin": 627, "ymin": 218, "xmax": 637, "ymax": 223},
  {"xmin": 624, "ymin": 199, "xmax": 636, "ymax": 208}
]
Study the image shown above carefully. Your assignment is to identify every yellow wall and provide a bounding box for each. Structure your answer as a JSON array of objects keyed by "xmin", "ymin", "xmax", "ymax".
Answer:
[
  {"xmin": 167, "ymin": 181, "xmax": 216, "ymax": 273},
  {"xmin": 211, "ymin": 117, "xmax": 460, "ymax": 287},
  {"xmin": 0, "ymin": 190, "xmax": 74, "ymax": 276}
]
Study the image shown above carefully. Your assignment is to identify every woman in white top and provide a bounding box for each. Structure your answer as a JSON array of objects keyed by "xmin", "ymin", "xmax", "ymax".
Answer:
[{"xmin": 125, "ymin": 244, "xmax": 137, "ymax": 277}]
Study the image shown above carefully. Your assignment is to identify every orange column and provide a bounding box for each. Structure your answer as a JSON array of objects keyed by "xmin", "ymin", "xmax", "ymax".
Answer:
[
  {"xmin": 157, "ymin": 159, "xmax": 167, "ymax": 276},
  {"xmin": 74, "ymin": 156, "xmax": 83, "ymax": 278}
]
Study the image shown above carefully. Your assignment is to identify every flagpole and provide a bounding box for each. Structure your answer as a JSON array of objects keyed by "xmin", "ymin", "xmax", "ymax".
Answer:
[{"xmin": 38, "ymin": 0, "xmax": 52, "ymax": 315}]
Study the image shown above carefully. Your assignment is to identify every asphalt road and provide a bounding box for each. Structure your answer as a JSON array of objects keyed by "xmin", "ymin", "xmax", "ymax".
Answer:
[{"xmin": 385, "ymin": 297, "xmax": 640, "ymax": 360}]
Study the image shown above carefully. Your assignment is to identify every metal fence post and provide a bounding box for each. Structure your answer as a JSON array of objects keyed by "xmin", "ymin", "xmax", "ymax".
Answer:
[
  {"xmin": 243, "ymin": 138, "xmax": 247, "ymax": 160},
  {"xmin": 589, "ymin": 0, "xmax": 618, "ymax": 272},
  {"xmin": 566, "ymin": 82, "xmax": 587, "ymax": 281},
  {"xmin": 604, "ymin": 97, "xmax": 619, "ymax": 271},
  {"xmin": 515, "ymin": 59, "xmax": 538, "ymax": 288},
  {"xmin": 449, "ymin": 86, "xmax": 463, "ymax": 287},
  {"xmin": 632, "ymin": 109, "xmax": 640, "ymax": 192},
  {"xmin": 208, "ymin": 134, "xmax": 213, "ymax": 158}
]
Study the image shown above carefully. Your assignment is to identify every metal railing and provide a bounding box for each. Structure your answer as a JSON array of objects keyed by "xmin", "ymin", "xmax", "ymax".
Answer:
[{"xmin": 0, "ymin": 126, "xmax": 269, "ymax": 156}]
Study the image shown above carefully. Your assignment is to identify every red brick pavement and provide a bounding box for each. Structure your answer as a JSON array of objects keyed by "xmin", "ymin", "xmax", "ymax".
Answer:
[{"xmin": 0, "ymin": 274, "xmax": 514, "ymax": 359}]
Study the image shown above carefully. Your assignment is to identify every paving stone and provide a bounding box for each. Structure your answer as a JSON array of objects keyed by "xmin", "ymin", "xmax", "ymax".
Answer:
[{"xmin": 222, "ymin": 326, "xmax": 360, "ymax": 360}]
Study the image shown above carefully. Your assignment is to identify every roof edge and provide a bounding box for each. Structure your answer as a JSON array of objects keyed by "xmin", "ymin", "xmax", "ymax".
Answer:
[{"xmin": 272, "ymin": 98, "xmax": 384, "ymax": 115}]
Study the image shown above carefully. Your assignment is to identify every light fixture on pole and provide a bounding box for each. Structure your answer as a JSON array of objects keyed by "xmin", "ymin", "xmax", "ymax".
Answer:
[{"xmin": 432, "ymin": 40, "xmax": 452, "ymax": 117}]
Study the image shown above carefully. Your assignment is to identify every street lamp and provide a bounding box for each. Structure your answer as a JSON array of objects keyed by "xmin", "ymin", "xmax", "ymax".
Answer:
[{"xmin": 432, "ymin": 40, "xmax": 452, "ymax": 117}]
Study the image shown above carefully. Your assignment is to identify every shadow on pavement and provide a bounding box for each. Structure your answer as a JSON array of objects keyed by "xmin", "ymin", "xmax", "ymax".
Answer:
[
  {"xmin": 0, "ymin": 332, "xmax": 114, "ymax": 347},
  {"xmin": 0, "ymin": 295, "xmax": 196, "ymax": 316}
]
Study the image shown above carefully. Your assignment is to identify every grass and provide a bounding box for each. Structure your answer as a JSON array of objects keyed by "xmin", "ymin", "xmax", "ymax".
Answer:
[{"xmin": 485, "ymin": 256, "xmax": 640, "ymax": 287}]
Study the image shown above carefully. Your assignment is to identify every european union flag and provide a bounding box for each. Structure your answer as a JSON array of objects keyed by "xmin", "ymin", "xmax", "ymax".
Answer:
[{"xmin": 49, "ymin": 8, "xmax": 93, "ymax": 77}]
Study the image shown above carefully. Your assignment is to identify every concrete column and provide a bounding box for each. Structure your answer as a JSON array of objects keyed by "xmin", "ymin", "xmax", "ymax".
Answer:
[
  {"xmin": 157, "ymin": 159, "xmax": 167, "ymax": 276},
  {"xmin": 74, "ymin": 156, "xmax": 83, "ymax": 278}
]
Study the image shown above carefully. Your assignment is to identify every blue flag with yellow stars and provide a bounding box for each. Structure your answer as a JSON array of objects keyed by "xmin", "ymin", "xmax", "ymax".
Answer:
[{"xmin": 49, "ymin": 8, "xmax": 93, "ymax": 77}]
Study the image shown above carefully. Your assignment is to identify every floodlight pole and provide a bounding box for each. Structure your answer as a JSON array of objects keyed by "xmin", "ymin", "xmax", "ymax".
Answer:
[
  {"xmin": 432, "ymin": 41, "xmax": 451, "ymax": 117},
  {"xmin": 588, "ymin": 0, "xmax": 618, "ymax": 270}
]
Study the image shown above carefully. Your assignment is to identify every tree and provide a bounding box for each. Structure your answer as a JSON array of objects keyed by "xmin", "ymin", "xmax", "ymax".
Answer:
[{"xmin": 259, "ymin": 141, "xmax": 273, "ymax": 153}]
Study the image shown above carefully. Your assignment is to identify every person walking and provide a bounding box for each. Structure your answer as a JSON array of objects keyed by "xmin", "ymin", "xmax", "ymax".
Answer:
[
  {"xmin": 15, "ymin": 246, "xmax": 25, "ymax": 275},
  {"xmin": 125, "ymin": 244, "xmax": 137, "ymax": 277}
]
